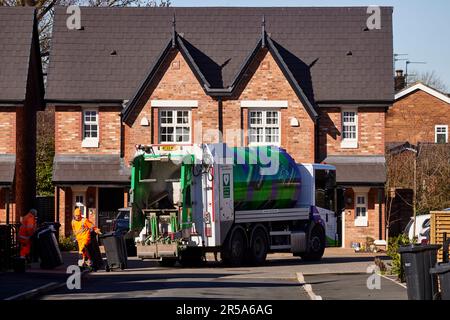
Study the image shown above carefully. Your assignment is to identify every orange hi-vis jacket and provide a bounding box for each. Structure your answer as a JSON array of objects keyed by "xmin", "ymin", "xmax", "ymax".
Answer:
[
  {"xmin": 19, "ymin": 213, "xmax": 37, "ymax": 257},
  {"xmin": 71, "ymin": 218, "xmax": 98, "ymax": 254}
]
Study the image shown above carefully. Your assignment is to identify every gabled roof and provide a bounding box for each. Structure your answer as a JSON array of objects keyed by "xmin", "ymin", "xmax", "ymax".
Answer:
[
  {"xmin": 122, "ymin": 31, "xmax": 318, "ymax": 121},
  {"xmin": 46, "ymin": 7, "xmax": 394, "ymax": 105},
  {"xmin": 0, "ymin": 7, "xmax": 38, "ymax": 103},
  {"xmin": 395, "ymin": 83, "xmax": 450, "ymax": 104}
]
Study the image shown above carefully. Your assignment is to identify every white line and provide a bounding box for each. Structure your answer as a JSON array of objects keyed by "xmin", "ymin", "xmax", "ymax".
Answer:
[
  {"xmin": 4, "ymin": 282, "xmax": 61, "ymax": 301},
  {"xmin": 296, "ymin": 272, "xmax": 322, "ymax": 300},
  {"xmin": 380, "ymin": 274, "xmax": 407, "ymax": 289}
]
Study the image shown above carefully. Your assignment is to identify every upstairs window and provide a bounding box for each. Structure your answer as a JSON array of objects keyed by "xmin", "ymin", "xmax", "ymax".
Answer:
[
  {"xmin": 159, "ymin": 109, "xmax": 191, "ymax": 144},
  {"xmin": 248, "ymin": 110, "xmax": 280, "ymax": 146},
  {"xmin": 341, "ymin": 109, "xmax": 358, "ymax": 149},
  {"xmin": 435, "ymin": 125, "xmax": 448, "ymax": 144},
  {"xmin": 82, "ymin": 109, "xmax": 99, "ymax": 148}
]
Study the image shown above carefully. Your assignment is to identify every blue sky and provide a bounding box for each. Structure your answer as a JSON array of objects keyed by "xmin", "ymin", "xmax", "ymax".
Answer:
[{"xmin": 171, "ymin": 0, "xmax": 450, "ymax": 91}]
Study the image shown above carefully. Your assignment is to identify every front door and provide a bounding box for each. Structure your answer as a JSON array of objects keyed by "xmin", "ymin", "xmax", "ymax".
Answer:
[{"xmin": 98, "ymin": 188, "xmax": 125, "ymax": 232}]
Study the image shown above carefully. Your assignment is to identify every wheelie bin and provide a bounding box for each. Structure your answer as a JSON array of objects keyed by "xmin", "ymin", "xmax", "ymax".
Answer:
[
  {"xmin": 84, "ymin": 231, "xmax": 104, "ymax": 271},
  {"xmin": 100, "ymin": 231, "xmax": 127, "ymax": 272},
  {"xmin": 398, "ymin": 244, "xmax": 441, "ymax": 300},
  {"xmin": 35, "ymin": 223, "xmax": 64, "ymax": 269},
  {"xmin": 430, "ymin": 264, "xmax": 450, "ymax": 300}
]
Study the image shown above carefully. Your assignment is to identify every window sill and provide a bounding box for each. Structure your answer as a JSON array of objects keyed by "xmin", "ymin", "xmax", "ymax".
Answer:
[
  {"xmin": 354, "ymin": 219, "xmax": 368, "ymax": 227},
  {"xmin": 82, "ymin": 139, "xmax": 99, "ymax": 148},
  {"xmin": 341, "ymin": 140, "xmax": 358, "ymax": 149}
]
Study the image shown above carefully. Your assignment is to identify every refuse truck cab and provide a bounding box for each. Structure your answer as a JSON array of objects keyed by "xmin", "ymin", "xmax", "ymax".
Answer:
[{"xmin": 128, "ymin": 143, "xmax": 338, "ymax": 267}]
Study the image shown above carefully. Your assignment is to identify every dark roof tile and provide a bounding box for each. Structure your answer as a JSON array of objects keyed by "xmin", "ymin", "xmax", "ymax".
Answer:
[{"xmin": 46, "ymin": 6, "xmax": 394, "ymax": 103}]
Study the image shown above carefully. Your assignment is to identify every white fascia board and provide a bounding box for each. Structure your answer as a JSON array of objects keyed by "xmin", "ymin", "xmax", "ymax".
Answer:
[
  {"xmin": 151, "ymin": 100, "xmax": 198, "ymax": 108},
  {"xmin": 395, "ymin": 83, "xmax": 450, "ymax": 104},
  {"xmin": 240, "ymin": 100, "xmax": 288, "ymax": 108}
]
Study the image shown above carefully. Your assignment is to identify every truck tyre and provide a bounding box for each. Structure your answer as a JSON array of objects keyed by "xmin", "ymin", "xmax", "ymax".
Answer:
[
  {"xmin": 222, "ymin": 227, "xmax": 247, "ymax": 267},
  {"xmin": 301, "ymin": 226, "xmax": 325, "ymax": 262},
  {"xmin": 248, "ymin": 228, "xmax": 268, "ymax": 266}
]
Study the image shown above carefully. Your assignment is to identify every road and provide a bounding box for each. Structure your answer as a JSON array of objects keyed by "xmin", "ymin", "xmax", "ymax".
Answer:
[{"xmin": 38, "ymin": 249, "xmax": 407, "ymax": 300}]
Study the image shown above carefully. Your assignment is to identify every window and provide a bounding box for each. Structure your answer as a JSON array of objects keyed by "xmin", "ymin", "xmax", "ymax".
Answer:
[
  {"xmin": 341, "ymin": 109, "xmax": 358, "ymax": 149},
  {"xmin": 159, "ymin": 109, "xmax": 191, "ymax": 143},
  {"xmin": 435, "ymin": 125, "xmax": 448, "ymax": 144},
  {"xmin": 74, "ymin": 194, "xmax": 86, "ymax": 217},
  {"xmin": 82, "ymin": 109, "xmax": 99, "ymax": 148},
  {"xmin": 248, "ymin": 110, "xmax": 280, "ymax": 145},
  {"xmin": 355, "ymin": 193, "xmax": 368, "ymax": 227}
]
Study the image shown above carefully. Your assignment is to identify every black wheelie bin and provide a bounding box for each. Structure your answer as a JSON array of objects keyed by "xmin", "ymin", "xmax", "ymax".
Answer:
[
  {"xmin": 36, "ymin": 223, "xmax": 64, "ymax": 269},
  {"xmin": 398, "ymin": 244, "xmax": 441, "ymax": 300},
  {"xmin": 100, "ymin": 231, "xmax": 127, "ymax": 272},
  {"xmin": 85, "ymin": 231, "xmax": 104, "ymax": 271}
]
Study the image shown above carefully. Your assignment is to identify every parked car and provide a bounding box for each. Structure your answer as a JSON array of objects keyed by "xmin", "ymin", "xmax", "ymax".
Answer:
[{"xmin": 403, "ymin": 214, "xmax": 431, "ymax": 244}]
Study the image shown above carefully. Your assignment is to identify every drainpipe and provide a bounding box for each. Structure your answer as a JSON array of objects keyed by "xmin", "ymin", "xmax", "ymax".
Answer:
[
  {"xmin": 218, "ymin": 97, "xmax": 223, "ymax": 143},
  {"xmin": 378, "ymin": 188, "xmax": 383, "ymax": 240}
]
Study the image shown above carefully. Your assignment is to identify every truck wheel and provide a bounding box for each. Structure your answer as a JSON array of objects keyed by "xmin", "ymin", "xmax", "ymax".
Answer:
[
  {"xmin": 301, "ymin": 227, "xmax": 325, "ymax": 262},
  {"xmin": 249, "ymin": 228, "xmax": 268, "ymax": 266},
  {"xmin": 223, "ymin": 228, "xmax": 247, "ymax": 267}
]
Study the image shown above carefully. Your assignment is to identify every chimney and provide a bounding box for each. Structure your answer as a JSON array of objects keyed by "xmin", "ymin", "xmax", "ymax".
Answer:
[{"xmin": 395, "ymin": 70, "xmax": 406, "ymax": 92}]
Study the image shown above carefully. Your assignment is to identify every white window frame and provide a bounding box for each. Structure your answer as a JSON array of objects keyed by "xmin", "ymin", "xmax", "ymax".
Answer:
[
  {"xmin": 81, "ymin": 109, "xmax": 99, "ymax": 148},
  {"xmin": 354, "ymin": 193, "xmax": 368, "ymax": 227},
  {"xmin": 341, "ymin": 108, "xmax": 358, "ymax": 149},
  {"xmin": 158, "ymin": 109, "xmax": 192, "ymax": 144},
  {"xmin": 435, "ymin": 125, "xmax": 448, "ymax": 144},
  {"xmin": 73, "ymin": 193, "xmax": 86, "ymax": 218},
  {"xmin": 248, "ymin": 109, "xmax": 281, "ymax": 147}
]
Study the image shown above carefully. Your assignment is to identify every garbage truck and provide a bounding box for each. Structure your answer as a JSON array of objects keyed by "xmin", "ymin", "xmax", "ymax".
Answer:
[{"xmin": 128, "ymin": 143, "xmax": 338, "ymax": 267}]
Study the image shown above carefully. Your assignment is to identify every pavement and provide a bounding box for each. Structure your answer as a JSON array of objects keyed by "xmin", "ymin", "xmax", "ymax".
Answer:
[
  {"xmin": 1, "ymin": 248, "xmax": 408, "ymax": 300},
  {"xmin": 0, "ymin": 251, "xmax": 83, "ymax": 300}
]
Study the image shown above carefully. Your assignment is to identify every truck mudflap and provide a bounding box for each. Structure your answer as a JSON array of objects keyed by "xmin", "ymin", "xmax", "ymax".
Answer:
[{"xmin": 136, "ymin": 243, "xmax": 177, "ymax": 259}]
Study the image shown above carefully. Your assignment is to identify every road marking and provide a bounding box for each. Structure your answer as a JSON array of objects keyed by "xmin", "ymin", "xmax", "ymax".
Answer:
[
  {"xmin": 4, "ymin": 282, "xmax": 61, "ymax": 301},
  {"xmin": 380, "ymin": 274, "xmax": 407, "ymax": 289},
  {"xmin": 296, "ymin": 272, "xmax": 322, "ymax": 300}
]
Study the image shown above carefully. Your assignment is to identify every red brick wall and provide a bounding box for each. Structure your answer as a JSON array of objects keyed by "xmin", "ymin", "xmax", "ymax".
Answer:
[
  {"xmin": 343, "ymin": 188, "xmax": 385, "ymax": 248},
  {"xmin": 224, "ymin": 49, "xmax": 315, "ymax": 163},
  {"xmin": 55, "ymin": 187, "xmax": 73, "ymax": 237},
  {"xmin": 55, "ymin": 106, "xmax": 121, "ymax": 155},
  {"xmin": 0, "ymin": 109, "xmax": 16, "ymax": 154},
  {"xmin": 123, "ymin": 50, "xmax": 219, "ymax": 164},
  {"xmin": 386, "ymin": 90, "xmax": 450, "ymax": 144},
  {"xmin": 318, "ymin": 107, "xmax": 385, "ymax": 160}
]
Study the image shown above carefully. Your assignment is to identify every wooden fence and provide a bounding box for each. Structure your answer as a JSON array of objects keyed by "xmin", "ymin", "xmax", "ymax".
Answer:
[{"xmin": 430, "ymin": 211, "xmax": 450, "ymax": 262}]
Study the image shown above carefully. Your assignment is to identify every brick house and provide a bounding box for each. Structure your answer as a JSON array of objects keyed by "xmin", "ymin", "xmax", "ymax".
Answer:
[
  {"xmin": 46, "ymin": 7, "xmax": 393, "ymax": 247},
  {"xmin": 0, "ymin": 7, "xmax": 45, "ymax": 224},
  {"xmin": 386, "ymin": 82, "xmax": 450, "ymax": 145}
]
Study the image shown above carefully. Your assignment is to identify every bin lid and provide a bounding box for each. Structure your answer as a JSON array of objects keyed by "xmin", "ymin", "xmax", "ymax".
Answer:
[
  {"xmin": 430, "ymin": 263, "xmax": 450, "ymax": 275},
  {"xmin": 398, "ymin": 244, "xmax": 442, "ymax": 253}
]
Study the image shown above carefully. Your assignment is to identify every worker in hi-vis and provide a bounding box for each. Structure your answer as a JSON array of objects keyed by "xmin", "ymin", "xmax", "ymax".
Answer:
[
  {"xmin": 18, "ymin": 209, "xmax": 37, "ymax": 261},
  {"xmin": 71, "ymin": 207, "xmax": 101, "ymax": 267}
]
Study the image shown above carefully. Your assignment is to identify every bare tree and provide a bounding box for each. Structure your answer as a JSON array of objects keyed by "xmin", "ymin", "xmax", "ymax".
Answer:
[
  {"xmin": 385, "ymin": 144, "xmax": 450, "ymax": 242},
  {"xmin": 408, "ymin": 70, "xmax": 448, "ymax": 93}
]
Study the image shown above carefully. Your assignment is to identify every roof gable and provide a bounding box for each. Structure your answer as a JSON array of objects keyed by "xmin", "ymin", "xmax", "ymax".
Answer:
[
  {"xmin": 0, "ymin": 7, "xmax": 37, "ymax": 103},
  {"xmin": 122, "ymin": 31, "xmax": 318, "ymax": 122},
  {"xmin": 395, "ymin": 83, "xmax": 450, "ymax": 104}
]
